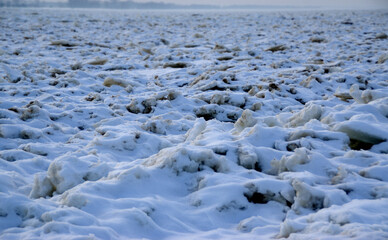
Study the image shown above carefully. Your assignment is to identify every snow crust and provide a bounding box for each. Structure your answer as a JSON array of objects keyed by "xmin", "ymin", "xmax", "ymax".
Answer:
[{"xmin": 0, "ymin": 8, "xmax": 387, "ymax": 240}]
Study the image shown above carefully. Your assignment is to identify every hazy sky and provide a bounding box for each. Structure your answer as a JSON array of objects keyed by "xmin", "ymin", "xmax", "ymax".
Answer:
[{"xmin": 133, "ymin": 0, "xmax": 388, "ymax": 9}]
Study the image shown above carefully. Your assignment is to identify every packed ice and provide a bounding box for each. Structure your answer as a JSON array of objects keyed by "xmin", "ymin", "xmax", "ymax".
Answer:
[{"xmin": 0, "ymin": 7, "xmax": 387, "ymax": 239}]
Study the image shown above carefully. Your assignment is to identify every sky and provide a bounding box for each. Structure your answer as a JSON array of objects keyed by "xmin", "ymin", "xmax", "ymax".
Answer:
[{"xmin": 132, "ymin": 0, "xmax": 388, "ymax": 9}]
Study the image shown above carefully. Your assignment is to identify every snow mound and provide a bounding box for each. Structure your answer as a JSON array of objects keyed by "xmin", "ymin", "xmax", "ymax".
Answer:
[
  {"xmin": 30, "ymin": 155, "xmax": 110, "ymax": 198},
  {"xmin": 144, "ymin": 145, "xmax": 228, "ymax": 174}
]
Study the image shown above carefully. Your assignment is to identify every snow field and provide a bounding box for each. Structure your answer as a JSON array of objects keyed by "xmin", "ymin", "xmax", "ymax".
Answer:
[{"xmin": 0, "ymin": 8, "xmax": 388, "ymax": 239}]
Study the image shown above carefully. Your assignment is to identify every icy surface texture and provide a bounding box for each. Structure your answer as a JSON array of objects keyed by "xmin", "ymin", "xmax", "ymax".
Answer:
[{"xmin": 0, "ymin": 8, "xmax": 387, "ymax": 240}]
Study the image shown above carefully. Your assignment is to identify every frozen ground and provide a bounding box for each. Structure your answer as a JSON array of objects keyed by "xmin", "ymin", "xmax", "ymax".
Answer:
[{"xmin": 0, "ymin": 7, "xmax": 388, "ymax": 240}]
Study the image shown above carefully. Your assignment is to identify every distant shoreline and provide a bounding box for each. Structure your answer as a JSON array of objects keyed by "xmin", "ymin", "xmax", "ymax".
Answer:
[
  {"xmin": 1, "ymin": 7, "xmax": 386, "ymax": 13},
  {"xmin": 1, "ymin": 1, "xmax": 386, "ymax": 11}
]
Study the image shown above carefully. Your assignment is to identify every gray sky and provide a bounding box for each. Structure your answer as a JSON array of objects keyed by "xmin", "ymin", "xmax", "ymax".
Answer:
[{"xmin": 133, "ymin": 0, "xmax": 388, "ymax": 9}]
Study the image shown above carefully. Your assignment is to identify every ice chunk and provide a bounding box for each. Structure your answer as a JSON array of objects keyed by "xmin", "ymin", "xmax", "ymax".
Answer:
[
  {"xmin": 47, "ymin": 156, "xmax": 91, "ymax": 194},
  {"xmin": 87, "ymin": 58, "xmax": 108, "ymax": 65},
  {"xmin": 185, "ymin": 118, "xmax": 206, "ymax": 142},
  {"xmin": 349, "ymin": 84, "xmax": 388, "ymax": 104},
  {"xmin": 0, "ymin": 124, "xmax": 42, "ymax": 139},
  {"xmin": 287, "ymin": 104, "xmax": 322, "ymax": 127},
  {"xmin": 234, "ymin": 109, "xmax": 257, "ymax": 132},
  {"xmin": 2, "ymin": 64, "xmax": 23, "ymax": 83},
  {"xmin": 103, "ymin": 77, "xmax": 129, "ymax": 88},
  {"xmin": 334, "ymin": 120, "xmax": 387, "ymax": 145},
  {"xmin": 244, "ymin": 179, "xmax": 295, "ymax": 205},
  {"xmin": 271, "ymin": 148, "xmax": 309, "ymax": 174},
  {"xmin": 360, "ymin": 165, "xmax": 388, "ymax": 181},
  {"xmin": 238, "ymin": 146, "xmax": 259, "ymax": 170},
  {"xmin": 377, "ymin": 53, "xmax": 388, "ymax": 64},
  {"xmin": 194, "ymin": 105, "xmax": 221, "ymax": 121},
  {"xmin": 50, "ymin": 40, "xmax": 78, "ymax": 47},
  {"xmin": 142, "ymin": 119, "xmax": 167, "ymax": 135},
  {"xmin": 29, "ymin": 173, "xmax": 55, "ymax": 198},
  {"xmin": 144, "ymin": 145, "xmax": 227, "ymax": 173},
  {"xmin": 292, "ymin": 179, "xmax": 325, "ymax": 211},
  {"xmin": 349, "ymin": 84, "xmax": 364, "ymax": 104},
  {"xmin": 60, "ymin": 190, "xmax": 88, "ymax": 208},
  {"xmin": 30, "ymin": 155, "xmax": 110, "ymax": 197},
  {"xmin": 278, "ymin": 219, "xmax": 306, "ymax": 238},
  {"xmin": 265, "ymin": 45, "xmax": 287, "ymax": 52},
  {"xmin": 0, "ymin": 125, "xmax": 24, "ymax": 139},
  {"xmin": 210, "ymin": 93, "xmax": 226, "ymax": 105},
  {"xmin": 361, "ymin": 90, "xmax": 388, "ymax": 103}
]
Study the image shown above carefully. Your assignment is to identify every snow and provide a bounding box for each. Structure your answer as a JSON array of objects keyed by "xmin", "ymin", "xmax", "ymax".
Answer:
[{"xmin": 0, "ymin": 7, "xmax": 388, "ymax": 240}]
